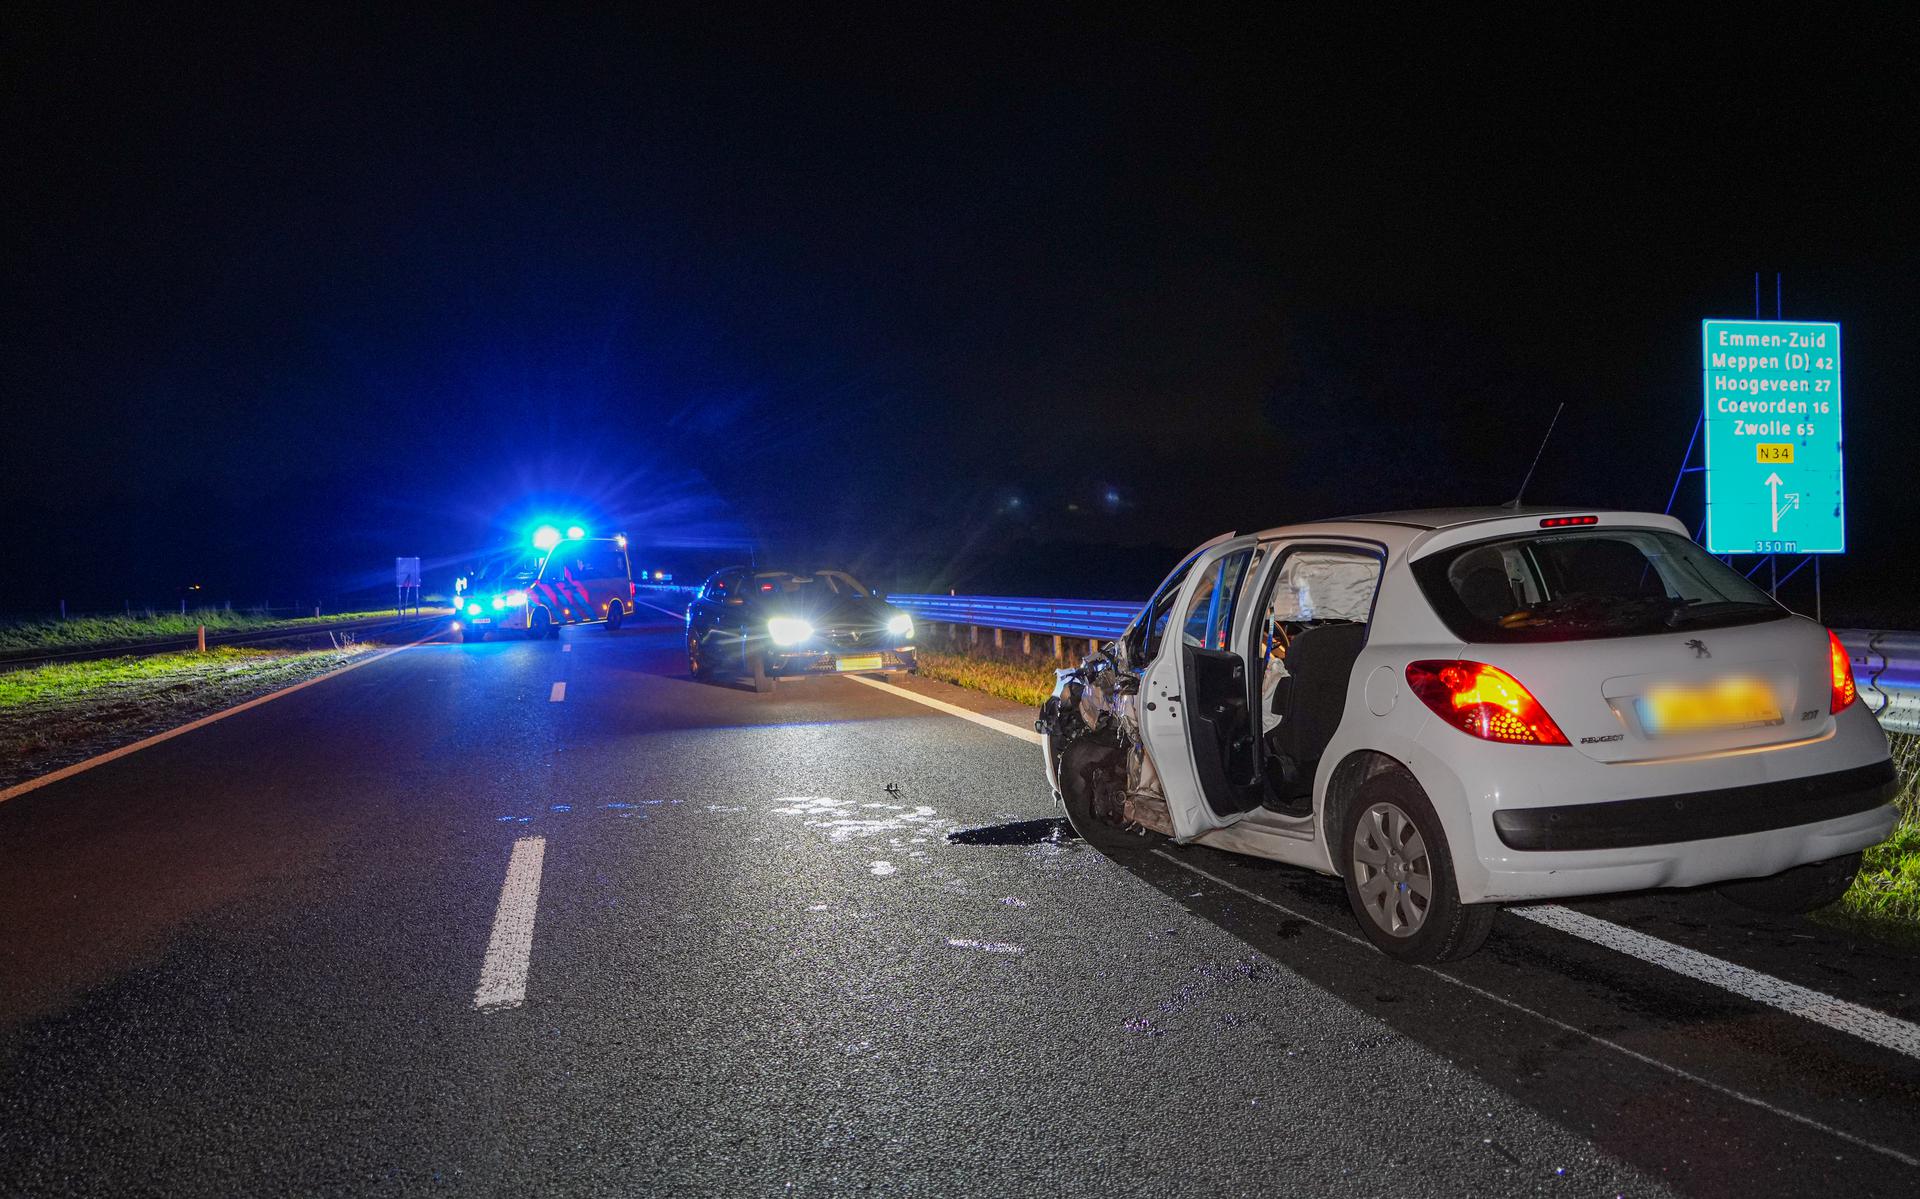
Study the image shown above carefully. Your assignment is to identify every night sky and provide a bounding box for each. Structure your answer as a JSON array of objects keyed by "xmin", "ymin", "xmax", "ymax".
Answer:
[{"xmin": 5, "ymin": 9, "xmax": 1917, "ymax": 618}]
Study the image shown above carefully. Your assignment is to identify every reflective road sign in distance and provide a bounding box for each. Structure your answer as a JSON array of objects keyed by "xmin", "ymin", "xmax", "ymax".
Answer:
[{"xmin": 1702, "ymin": 319, "xmax": 1844, "ymax": 555}]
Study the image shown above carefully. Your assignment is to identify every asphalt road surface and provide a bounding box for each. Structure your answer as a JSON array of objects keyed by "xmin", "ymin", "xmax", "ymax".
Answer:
[{"xmin": 4, "ymin": 614, "xmax": 1920, "ymax": 1197}]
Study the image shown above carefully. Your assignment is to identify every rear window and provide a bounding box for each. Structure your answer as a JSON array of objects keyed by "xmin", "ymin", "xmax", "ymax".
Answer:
[{"xmin": 1412, "ymin": 528, "xmax": 1784, "ymax": 643}]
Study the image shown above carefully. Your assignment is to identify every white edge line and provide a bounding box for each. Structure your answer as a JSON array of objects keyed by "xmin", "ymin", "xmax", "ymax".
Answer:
[
  {"xmin": 474, "ymin": 835, "xmax": 547, "ymax": 1011},
  {"xmin": 638, "ymin": 600, "xmax": 685, "ymax": 620},
  {"xmin": 0, "ymin": 630, "xmax": 441, "ymax": 805},
  {"xmin": 1512, "ymin": 903, "xmax": 1920, "ymax": 1061},
  {"xmin": 1151, "ymin": 848, "xmax": 1919, "ymax": 1170},
  {"xmin": 840, "ymin": 671, "xmax": 1043, "ymax": 744}
]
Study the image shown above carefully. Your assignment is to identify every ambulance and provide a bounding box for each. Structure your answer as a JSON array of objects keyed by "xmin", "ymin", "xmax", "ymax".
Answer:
[{"xmin": 452, "ymin": 526, "xmax": 636, "ymax": 642}]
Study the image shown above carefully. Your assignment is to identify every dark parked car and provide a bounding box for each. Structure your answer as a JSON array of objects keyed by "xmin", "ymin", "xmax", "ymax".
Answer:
[{"xmin": 686, "ymin": 568, "xmax": 918, "ymax": 692}]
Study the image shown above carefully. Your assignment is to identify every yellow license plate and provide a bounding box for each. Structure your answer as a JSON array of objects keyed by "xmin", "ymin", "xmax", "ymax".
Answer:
[
  {"xmin": 836, "ymin": 655, "xmax": 884, "ymax": 672},
  {"xmin": 1636, "ymin": 678, "xmax": 1782, "ymax": 736}
]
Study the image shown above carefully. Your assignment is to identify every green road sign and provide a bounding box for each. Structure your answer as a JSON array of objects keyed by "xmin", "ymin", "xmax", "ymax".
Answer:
[{"xmin": 1701, "ymin": 319, "xmax": 1844, "ymax": 555}]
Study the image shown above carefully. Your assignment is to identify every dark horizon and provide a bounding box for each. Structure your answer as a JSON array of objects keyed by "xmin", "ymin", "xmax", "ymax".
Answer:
[{"xmin": 6, "ymin": 9, "xmax": 1918, "ymax": 621}]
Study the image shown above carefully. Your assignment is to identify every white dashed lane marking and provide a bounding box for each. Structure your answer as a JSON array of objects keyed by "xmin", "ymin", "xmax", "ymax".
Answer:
[
  {"xmin": 549, "ymin": 681, "xmax": 566, "ymax": 702},
  {"xmin": 474, "ymin": 836, "xmax": 547, "ymax": 1011},
  {"xmin": 562, "ymin": 643, "xmax": 572, "ymax": 652}
]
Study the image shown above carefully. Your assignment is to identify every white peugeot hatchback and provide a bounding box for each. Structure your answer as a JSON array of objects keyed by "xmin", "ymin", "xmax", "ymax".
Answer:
[{"xmin": 1037, "ymin": 508, "xmax": 1898, "ymax": 963}]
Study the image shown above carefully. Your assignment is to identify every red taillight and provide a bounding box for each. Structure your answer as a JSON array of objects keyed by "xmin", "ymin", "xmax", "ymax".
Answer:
[
  {"xmin": 1539, "ymin": 515, "xmax": 1599, "ymax": 528},
  {"xmin": 1828, "ymin": 629, "xmax": 1857, "ymax": 714},
  {"xmin": 1405, "ymin": 660, "xmax": 1570, "ymax": 746}
]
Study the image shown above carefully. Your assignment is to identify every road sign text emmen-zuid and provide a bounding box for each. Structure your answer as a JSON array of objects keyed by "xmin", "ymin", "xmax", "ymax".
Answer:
[{"xmin": 1702, "ymin": 319, "xmax": 1844, "ymax": 555}]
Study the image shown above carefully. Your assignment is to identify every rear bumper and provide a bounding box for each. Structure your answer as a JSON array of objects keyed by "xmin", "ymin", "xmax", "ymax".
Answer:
[
  {"xmin": 1491, "ymin": 759, "xmax": 1898, "ymax": 851},
  {"xmin": 1389, "ymin": 702, "xmax": 1901, "ymax": 903}
]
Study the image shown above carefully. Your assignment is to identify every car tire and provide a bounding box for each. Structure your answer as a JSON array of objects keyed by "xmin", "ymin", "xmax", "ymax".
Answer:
[
  {"xmin": 1340, "ymin": 770, "xmax": 1495, "ymax": 963},
  {"xmin": 749, "ymin": 647, "xmax": 774, "ymax": 694},
  {"xmin": 530, "ymin": 609, "xmax": 551, "ymax": 640},
  {"xmin": 606, "ymin": 602, "xmax": 624, "ymax": 632},
  {"xmin": 1054, "ymin": 731, "xmax": 1141, "ymax": 856},
  {"xmin": 457, "ymin": 624, "xmax": 484, "ymax": 644},
  {"xmin": 1716, "ymin": 852, "xmax": 1862, "ymax": 915},
  {"xmin": 688, "ymin": 631, "xmax": 714, "ymax": 681}
]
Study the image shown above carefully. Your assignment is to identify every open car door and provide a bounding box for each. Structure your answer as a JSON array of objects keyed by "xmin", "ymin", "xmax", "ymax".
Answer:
[{"xmin": 1138, "ymin": 535, "xmax": 1265, "ymax": 840}]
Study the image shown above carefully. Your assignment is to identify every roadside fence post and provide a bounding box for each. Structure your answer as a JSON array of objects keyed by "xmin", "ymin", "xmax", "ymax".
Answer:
[
  {"xmin": 59, "ymin": 599, "xmax": 66, "ymax": 620},
  {"xmin": 197, "ymin": 625, "xmax": 207, "ymax": 653}
]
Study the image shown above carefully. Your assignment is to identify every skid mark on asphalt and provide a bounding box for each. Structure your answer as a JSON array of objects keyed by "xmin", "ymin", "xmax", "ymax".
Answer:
[
  {"xmin": 474, "ymin": 836, "xmax": 547, "ymax": 1011},
  {"xmin": 1154, "ymin": 848, "xmax": 1920, "ymax": 1169},
  {"xmin": 549, "ymin": 681, "xmax": 566, "ymax": 702},
  {"xmin": 1513, "ymin": 904, "xmax": 1920, "ymax": 1060}
]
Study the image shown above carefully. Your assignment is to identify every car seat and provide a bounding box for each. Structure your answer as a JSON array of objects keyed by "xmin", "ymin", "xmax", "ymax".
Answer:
[
  {"xmin": 1264, "ymin": 621, "xmax": 1368, "ymax": 805},
  {"xmin": 1457, "ymin": 566, "xmax": 1518, "ymax": 624}
]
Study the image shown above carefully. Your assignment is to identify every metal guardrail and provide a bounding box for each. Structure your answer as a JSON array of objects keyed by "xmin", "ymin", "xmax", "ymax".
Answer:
[
  {"xmin": 886, "ymin": 594, "xmax": 1141, "ymax": 640},
  {"xmin": 890, "ymin": 592, "xmax": 1919, "ymax": 737},
  {"xmin": 1837, "ymin": 630, "xmax": 1920, "ymax": 735}
]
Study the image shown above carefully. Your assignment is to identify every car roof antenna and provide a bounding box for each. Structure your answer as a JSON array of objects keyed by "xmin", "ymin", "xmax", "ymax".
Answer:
[{"xmin": 1507, "ymin": 401, "xmax": 1565, "ymax": 509}]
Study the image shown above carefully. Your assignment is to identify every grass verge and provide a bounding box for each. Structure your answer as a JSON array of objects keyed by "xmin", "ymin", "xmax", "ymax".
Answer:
[
  {"xmin": 0, "ymin": 645, "xmax": 378, "ymax": 791},
  {"xmin": 1820, "ymin": 732, "xmax": 1920, "ymax": 945},
  {"xmin": 915, "ymin": 649, "xmax": 1060, "ymax": 709},
  {"xmin": 0, "ymin": 608, "xmax": 421, "ymax": 654}
]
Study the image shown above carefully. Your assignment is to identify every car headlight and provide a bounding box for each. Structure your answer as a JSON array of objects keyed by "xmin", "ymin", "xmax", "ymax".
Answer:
[
  {"xmin": 505, "ymin": 590, "xmax": 526, "ymax": 607},
  {"xmin": 490, "ymin": 595, "xmax": 506, "ymax": 611},
  {"xmin": 767, "ymin": 617, "xmax": 813, "ymax": 646},
  {"xmin": 466, "ymin": 602, "xmax": 482, "ymax": 616},
  {"xmin": 886, "ymin": 614, "xmax": 914, "ymax": 638}
]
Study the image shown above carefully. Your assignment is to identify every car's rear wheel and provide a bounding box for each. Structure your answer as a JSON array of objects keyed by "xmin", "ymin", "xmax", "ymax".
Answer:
[
  {"xmin": 530, "ymin": 609, "xmax": 552, "ymax": 640},
  {"xmin": 605, "ymin": 602, "xmax": 625, "ymax": 631},
  {"xmin": 1341, "ymin": 770, "xmax": 1495, "ymax": 963},
  {"xmin": 1717, "ymin": 853, "xmax": 1862, "ymax": 914},
  {"xmin": 688, "ymin": 631, "xmax": 713, "ymax": 681}
]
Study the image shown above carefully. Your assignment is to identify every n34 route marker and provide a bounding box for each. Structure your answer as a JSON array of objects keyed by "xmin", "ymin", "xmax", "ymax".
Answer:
[{"xmin": 1701, "ymin": 319, "xmax": 1844, "ymax": 555}]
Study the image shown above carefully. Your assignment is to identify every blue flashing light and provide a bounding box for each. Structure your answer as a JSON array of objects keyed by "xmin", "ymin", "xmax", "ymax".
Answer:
[
  {"xmin": 565, "ymin": 525, "xmax": 586, "ymax": 540},
  {"xmin": 532, "ymin": 526, "xmax": 562, "ymax": 551}
]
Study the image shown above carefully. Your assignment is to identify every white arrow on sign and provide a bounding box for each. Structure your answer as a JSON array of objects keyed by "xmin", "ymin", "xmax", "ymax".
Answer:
[{"xmin": 1764, "ymin": 472, "xmax": 1801, "ymax": 532}]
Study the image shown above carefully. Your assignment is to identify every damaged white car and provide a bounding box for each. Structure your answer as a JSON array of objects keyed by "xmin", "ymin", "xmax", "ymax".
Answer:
[{"xmin": 1037, "ymin": 508, "xmax": 1897, "ymax": 963}]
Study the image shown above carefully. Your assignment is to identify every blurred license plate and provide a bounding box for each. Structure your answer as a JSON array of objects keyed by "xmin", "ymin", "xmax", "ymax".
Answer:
[
  {"xmin": 836, "ymin": 655, "xmax": 884, "ymax": 672},
  {"xmin": 1636, "ymin": 678, "xmax": 1781, "ymax": 736}
]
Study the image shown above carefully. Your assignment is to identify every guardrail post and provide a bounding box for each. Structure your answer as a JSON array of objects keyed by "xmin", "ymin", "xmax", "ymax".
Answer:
[
  {"xmin": 1021, "ymin": 631, "xmax": 1031, "ymax": 655},
  {"xmin": 970, "ymin": 625, "xmax": 978, "ymax": 646},
  {"xmin": 994, "ymin": 627, "xmax": 1004, "ymax": 649},
  {"xmin": 1052, "ymin": 634, "xmax": 1064, "ymax": 659}
]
